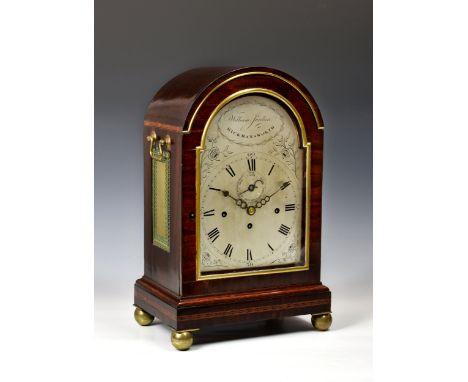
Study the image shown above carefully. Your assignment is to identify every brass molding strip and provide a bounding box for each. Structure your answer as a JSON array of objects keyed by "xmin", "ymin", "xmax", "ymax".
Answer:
[
  {"xmin": 168, "ymin": 327, "xmax": 200, "ymax": 332},
  {"xmin": 184, "ymin": 71, "xmax": 324, "ymax": 134}
]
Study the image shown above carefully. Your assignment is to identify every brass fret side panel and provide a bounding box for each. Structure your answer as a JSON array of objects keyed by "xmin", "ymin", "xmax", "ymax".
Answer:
[{"xmin": 152, "ymin": 150, "xmax": 171, "ymax": 252}]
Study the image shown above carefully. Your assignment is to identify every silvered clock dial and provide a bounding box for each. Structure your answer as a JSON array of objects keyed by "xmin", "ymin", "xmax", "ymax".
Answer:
[{"xmin": 199, "ymin": 95, "xmax": 307, "ymax": 277}]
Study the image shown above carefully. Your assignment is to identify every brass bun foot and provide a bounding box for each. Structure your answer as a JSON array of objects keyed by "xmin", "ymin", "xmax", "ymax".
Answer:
[
  {"xmin": 171, "ymin": 330, "xmax": 193, "ymax": 351},
  {"xmin": 311, "ymin": 313, "xmax": 332, "ymax": 331},
  {"xmin": 134, "ymin": 307, "xmax": 154, "ymax": 326}
]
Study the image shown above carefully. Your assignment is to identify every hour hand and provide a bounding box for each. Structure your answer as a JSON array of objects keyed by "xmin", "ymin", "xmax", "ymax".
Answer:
[{"xmin": 210, "ymin": 187, "xmax": 247, "ymax": 209}]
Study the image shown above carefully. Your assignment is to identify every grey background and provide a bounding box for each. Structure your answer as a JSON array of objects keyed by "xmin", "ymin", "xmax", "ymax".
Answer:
[{"xmin": 95, "ymin": 0, "xmax": 372, "ymax": 320}]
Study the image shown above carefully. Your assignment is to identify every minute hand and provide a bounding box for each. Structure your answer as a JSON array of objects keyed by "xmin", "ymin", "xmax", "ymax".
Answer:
[{"xmin": 268, "ymin": 181, "xmax": 291, "ymax": 198}]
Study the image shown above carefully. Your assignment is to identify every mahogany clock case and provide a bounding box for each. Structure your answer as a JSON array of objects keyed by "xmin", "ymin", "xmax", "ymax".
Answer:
[{"xmin": 134, "ymin": 67, "xmax": 331, "ymax": 331}]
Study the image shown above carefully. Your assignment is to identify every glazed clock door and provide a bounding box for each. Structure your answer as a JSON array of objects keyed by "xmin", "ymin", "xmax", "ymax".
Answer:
[{"xmin": 197, "ymin": 94, "xmax": 310, "ymax": 279}]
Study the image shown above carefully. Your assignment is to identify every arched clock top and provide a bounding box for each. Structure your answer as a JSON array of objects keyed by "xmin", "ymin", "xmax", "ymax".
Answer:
[
  {"xmin": 144, "ymin": 67, "xmax": 324, "ymax": 135},
  {"xmin": 198, "ymin": 89, "xmax": 309, "ymax": 150}
]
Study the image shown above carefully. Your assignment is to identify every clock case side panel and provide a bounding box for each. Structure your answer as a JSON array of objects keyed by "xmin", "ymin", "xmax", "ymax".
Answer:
[
  {"xmin": 139, "ymin": 124, "xmax": 182, "ymax": 296},
  {"xmin": 179, "ymin": 68, "xmax": 327, "ymax": 297},
  {"xmin": 135, "ymin": 68, "xmax": 248, "ymax": 322},
  {"xmin": 136, "ymin": 68, "xmax": 243, "ymax": 304}
]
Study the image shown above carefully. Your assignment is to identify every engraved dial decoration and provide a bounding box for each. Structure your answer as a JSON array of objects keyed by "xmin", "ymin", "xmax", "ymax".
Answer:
[{"xmin": 199, "ymin": 95, "xmax": 305, "ymax": 274}]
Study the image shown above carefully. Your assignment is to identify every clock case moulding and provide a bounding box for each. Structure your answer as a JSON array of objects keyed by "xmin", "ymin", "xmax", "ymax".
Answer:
[{"xmin": 134, "ymin": 66, "xmax": 332, "ymax": 335}]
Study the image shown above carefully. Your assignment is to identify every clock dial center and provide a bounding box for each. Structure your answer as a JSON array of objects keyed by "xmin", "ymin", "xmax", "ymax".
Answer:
[{"xmin": 237, "ymin": 173, "xmax": 265, "ymax": 201}]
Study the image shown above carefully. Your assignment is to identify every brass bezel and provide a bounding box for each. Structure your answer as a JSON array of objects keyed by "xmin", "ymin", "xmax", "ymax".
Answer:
[
  {"xmin": 183, "ymin": 71, "xmax": 324, "ymax": 133},
  {"xmin": 195, "ymin": 88, "xmax": 312, "ymax": 280}
]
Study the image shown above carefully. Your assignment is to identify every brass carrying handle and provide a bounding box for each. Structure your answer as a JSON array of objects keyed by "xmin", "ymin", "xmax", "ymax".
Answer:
[{"xmin": 147, "ymin": 131, "xmax": 171, "ymax": 160}]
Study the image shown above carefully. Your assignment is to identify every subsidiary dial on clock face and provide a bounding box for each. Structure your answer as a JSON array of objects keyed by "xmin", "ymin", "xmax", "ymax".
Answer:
[
  {"xmin": 200, "ymin": 151, "xmax": 302, "ymax": 270},
  {"xmin": 236, "ymin": 172, "xmax": 265, "ymax": 202}
]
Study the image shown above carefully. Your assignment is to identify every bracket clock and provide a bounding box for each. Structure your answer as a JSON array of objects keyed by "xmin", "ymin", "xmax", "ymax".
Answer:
[{"xmin": 133, "ymin": 67, "xmax": 332, "ymax": 350}]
